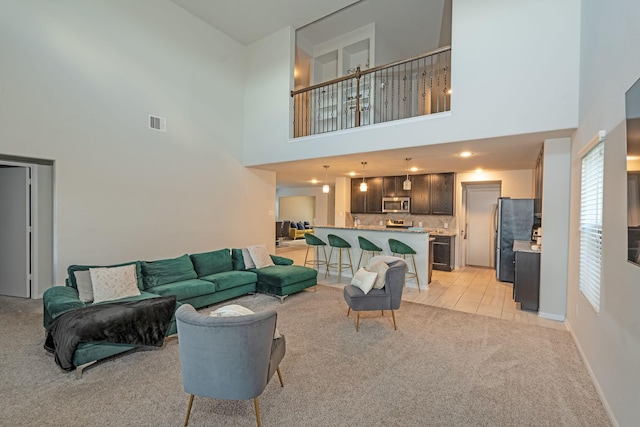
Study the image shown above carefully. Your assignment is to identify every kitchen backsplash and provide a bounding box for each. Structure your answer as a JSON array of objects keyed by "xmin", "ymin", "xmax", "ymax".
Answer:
[{"xmin": 347, "ymin": 213, "xmax": 456, "ymax": 230}]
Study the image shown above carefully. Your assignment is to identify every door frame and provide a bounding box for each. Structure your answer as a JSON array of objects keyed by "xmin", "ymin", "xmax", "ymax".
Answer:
[
  {"xmin": 460, "ymin": 181, "xmax": 501, "ymax": 268},
  {"xmin": 0, "ymin": 158, "xmax": 54, "ymax": 298}
]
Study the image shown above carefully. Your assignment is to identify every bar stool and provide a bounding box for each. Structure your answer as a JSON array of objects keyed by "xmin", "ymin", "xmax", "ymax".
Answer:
[
  {"xmin": 304, "ymin": 233, "xmax": 328, "ymax": 272},
  {"xmin": 357, "ymin": 236, "xmax": 383, "ymax": 270},
  {"xmin": 388, "ymin": 238, "xmax": 420, "ymax": 292},
  {"xmin": 327, "ymin": 234, "xmax": 354, "ymax": 281}
]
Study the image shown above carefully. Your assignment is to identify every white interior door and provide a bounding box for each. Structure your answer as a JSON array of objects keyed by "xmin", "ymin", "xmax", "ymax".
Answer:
[
  {"xmin": 466, "ymin": 184, "xmax": 501, "ymax": 267},
  {"xmin": 0, "ymin": 167, "xmax": 30, "ymax": 298}
]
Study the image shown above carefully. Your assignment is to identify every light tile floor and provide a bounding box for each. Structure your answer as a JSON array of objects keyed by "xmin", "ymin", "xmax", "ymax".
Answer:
[{"xmin": 276, "ymin": 240, "xmax": 566, "ymax": 331}]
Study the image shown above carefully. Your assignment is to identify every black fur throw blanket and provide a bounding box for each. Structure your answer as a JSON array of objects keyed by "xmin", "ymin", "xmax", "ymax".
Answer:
[{"xmin": 45, "ymin": 296, "xmax": 176, "ymax": 371}]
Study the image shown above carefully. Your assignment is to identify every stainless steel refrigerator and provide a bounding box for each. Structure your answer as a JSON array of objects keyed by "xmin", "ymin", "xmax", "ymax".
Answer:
[{"xmin": 494, "ymin": 198, "xmax": 534, "ymax": 282}]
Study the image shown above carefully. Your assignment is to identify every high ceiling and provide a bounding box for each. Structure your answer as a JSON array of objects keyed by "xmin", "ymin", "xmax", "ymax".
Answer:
[{"xmin": 169, "ymin": 0, "xmax": 570, "ymax": 189}]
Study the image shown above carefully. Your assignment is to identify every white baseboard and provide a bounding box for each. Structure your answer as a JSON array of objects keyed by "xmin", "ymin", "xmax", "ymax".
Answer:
[
  {"xmin": 538, "ymin": 311, "xmax": 565, "ymax": 321},
  {"xmin": 565, "ymin": 320, "xmax": 619, "ymax": 427}
]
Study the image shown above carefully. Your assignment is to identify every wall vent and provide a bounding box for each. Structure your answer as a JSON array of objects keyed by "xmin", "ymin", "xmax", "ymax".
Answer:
[{"xmin": 149, "ymin": 115, "xmax": 166, "ymax": 132}]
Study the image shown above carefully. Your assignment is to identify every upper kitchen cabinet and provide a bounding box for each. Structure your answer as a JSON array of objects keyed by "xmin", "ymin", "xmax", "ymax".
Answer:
[
  {"xmin": 351, "ymin": 178, "xmax": 366, "ymax": 213},
  {"xmin": 351, "ymin": 177, "xmax": 383, "ymax": 214},
  {"xmin": 430, "ymin": 173, "xmax": 455, "ymax": 215},
  {"xmin": 410, "ymin": 174, "xmax": 431, "ymax": 214},
  {"xmin": 383, "ymin": 176, "xmax": 411, "ymax": 198},
  {"xmin": 411, "ymin": 173, "xmax": 455, "ymax": 215},
  {"xmin": 366, "ymin": 177, "xmax": 383, "ymax": 213}
]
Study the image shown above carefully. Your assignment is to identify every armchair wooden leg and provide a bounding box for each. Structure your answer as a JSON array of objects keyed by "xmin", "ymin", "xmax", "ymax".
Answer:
[
  {"xmin": 391, "ymin": 310, "xmax": 397, "ymax": 330},
  {"xmin": 356, "ymin": 312, "xmax": 360, "ymax": 332},
  {"xmin": 184, "ymin": 394, "xmax": 194, "ymax": 426},
  {"xmin": 276, "ymin": 367, "xmax": 284, "ymax": 387},
  {"xmin": 347, "ymin": 307, "xmax": 351, "ymax": 316},
  {"xmin": 254, "ymin": 397, "xmax": 262, "ymax": 427}
]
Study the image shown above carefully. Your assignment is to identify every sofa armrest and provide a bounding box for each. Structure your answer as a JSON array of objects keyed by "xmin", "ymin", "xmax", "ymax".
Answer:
[
  {"xmin": 270, "ymin": 255, "xmax": 293, "ymax": 266},
  {"xmin": 42, "ymin": 285, "xmax": 85, "ymax": 329}
]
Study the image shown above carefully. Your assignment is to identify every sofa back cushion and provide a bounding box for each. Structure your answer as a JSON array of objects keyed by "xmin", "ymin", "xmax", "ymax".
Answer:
[
  {"xmin": 190, "ymin": 249, "xmax": 232, "ymax": 277},
  {"xmin": 67, "ymin": 261, "xmax": 144, "ymax": 292},
  {"xmin": 141, "ymin": 254, "xmax": 197, "ymax": 289}
]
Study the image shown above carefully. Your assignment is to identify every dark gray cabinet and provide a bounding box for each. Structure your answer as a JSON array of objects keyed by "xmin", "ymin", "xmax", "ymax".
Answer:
[
  {"xmin": 383, "ymin": 176, "xmax": 411, "ymax": 198},
  {"xmin": 514, "ymin": 249, "xmax": 540, "ymax": 311},
  {"xmin": 430, "ymin": 173, "xmax": 455, "ymax": 215},
  {"xmin": 351, "ymin": 177, "xmax": 383, "ymax": 213},
  {"xmin": 432, "ymin": 235, "xmax": 454, "ymax": 271},
  {"xmin": 410, "ymin": 173, "xmax": 455, "ymax": 215}
]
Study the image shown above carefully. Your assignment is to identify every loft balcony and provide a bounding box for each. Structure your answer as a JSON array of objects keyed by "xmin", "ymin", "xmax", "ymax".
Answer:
[{"xmin": 291, "ymin": 46, "xmax": 451, "ymax": 138}]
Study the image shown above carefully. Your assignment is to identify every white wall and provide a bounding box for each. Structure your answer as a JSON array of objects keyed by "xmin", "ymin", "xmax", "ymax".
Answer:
[
  {"xmin": 566, "ymin": 0, "xmax": 640, "ymax": 425},
  {"xmin": 0, "ymin": 0, "xmax": 276, "ymax": 285},
  {"xmin": 538, "ymin": 138, "xmax": 571, "ymax": 320},
  {"xmin": 243, "ymin": 0, "xmax": 581, "ymax": 167}
]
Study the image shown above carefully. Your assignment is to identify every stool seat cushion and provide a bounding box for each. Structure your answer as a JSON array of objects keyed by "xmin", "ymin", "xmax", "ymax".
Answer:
[
  {"xmin": 388, "ymin": 238, "xmax": 416, "ymax": 255},
  {"xmin": 358, "ymin": 236, "xmax": 382, "ymax": 252},
  {"xmin": 328, "ymin": 234, "xmax": 351, "ymax": 248},
  {"xmin": 305, "ymin": 233, "xmax": 326, "ymax": 246}
]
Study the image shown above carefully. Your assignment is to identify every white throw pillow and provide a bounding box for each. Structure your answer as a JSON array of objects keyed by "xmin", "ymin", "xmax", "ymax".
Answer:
[
  {"xmin": 75, "ymin": 270, "xmax": 94, "ymax": 303},
  {"xmin": 366, "ymin": 260, "xmax": 389, "ymax": 289},
  {"xmin": 241, "ymin": 248, "xmax": 256, "ymax": 269},
  {"xmin": 210, "ymin": 304, "xmax": 281, "ymax": 338},
  {"xmin": 90, "ymin": 264, "xmax": 141, "ymax": 304},
  {"xmin": 247, "ymin": 244, "xmax": 275, "ymax": 268},
  {"xmin": 351, "ymin": 268, "xmax": 378, "ymax": 294}
]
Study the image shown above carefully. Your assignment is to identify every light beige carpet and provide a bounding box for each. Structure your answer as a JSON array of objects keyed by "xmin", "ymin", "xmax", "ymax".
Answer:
[{"xmin": 0, "ymin": 286, "xmax": 610, "ymax": 426}]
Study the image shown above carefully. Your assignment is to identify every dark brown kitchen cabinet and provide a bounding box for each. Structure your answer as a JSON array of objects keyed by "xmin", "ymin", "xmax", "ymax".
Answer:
[
  {"xmin": 410, "ymin": 174, "xmax": 431, "ymax": 214},
  {"xmin": 432, "ymin": 235, "xmax": 454, "ymax": 271},
  {"xmin": 410, "ymin": 172, "xmax": 455, "ymax": 215},
  {"xmin": 430, "ymin": 173, "xmax": 455, "ymax": 215},
  {"xmin": 351, "ymin": 177, "xmax": 383, "ymax": 213},
  {"xmin": 366, "ymin": 177, "xmax": 383, "ymax": 213},
  {"xmin": 383, "ymin": 176, "xmax": 411, "ymax": 198},
  {"xmin": 351, "ymin": 179, "xmax": 366, "ymax": 213}
]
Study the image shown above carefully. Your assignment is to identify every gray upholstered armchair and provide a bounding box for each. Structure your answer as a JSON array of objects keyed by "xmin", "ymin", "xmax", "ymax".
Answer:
[
  {"xmin": 343, "ymin": 256, "xmax": 407, "ymax": 331},
  {"xmin": 175, "ymin": 304, "xmax": 285, "ymax": 427}
]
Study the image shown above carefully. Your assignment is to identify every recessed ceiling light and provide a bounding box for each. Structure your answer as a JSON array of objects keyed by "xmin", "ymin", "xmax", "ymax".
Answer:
[
  {"xmin": 410, "ymin": 167, "xmax": 418, "ymax": 172},
  {"xmin": 349, "ymin": 171, "xmax": 356, "ymax": 176},
  {"xmin": 475, "ymin": 168, "xmax": 483, "ymax": 174},
  {"xmin": 311, "ymin": 179, "xmax": 319, "ymax": 184},
  {"xmin": 460, "ymin": 151, "xmax": 472, "ymax": 158}
]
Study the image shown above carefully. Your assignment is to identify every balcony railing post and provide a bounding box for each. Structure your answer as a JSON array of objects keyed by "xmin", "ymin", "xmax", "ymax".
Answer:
[{"xmin": 355, "ymin": 66, "xmax": 361, "ymax": 127}]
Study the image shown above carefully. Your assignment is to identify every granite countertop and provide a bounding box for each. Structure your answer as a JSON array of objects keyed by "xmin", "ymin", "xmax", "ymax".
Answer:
[{"xmin": 313, "ymin": 225, "xmax": 457, "ymax": 236}]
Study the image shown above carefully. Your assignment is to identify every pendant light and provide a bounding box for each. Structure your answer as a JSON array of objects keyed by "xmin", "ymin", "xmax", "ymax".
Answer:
[
  {"xmin": 360, "ymin": 161, "xmax": 368, "ymax": 192},
  {"xmin": 322, "ymin": 165, "xmax": 330, "ymax": 193},
  {"xmin": 403, "ymin": 157, "xmax": 412, "ymax": 190}
]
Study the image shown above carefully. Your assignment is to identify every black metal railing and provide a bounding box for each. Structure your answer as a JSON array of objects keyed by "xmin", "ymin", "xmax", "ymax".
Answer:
[{"xmin": 291, "ymin": 46, "xmax": 451, "ymax": 138}]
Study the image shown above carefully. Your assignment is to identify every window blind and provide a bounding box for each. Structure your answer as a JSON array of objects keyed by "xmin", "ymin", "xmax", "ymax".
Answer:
[{"xmin": 579, "ymin": 138, "xmax": 604, "ymax": 313}]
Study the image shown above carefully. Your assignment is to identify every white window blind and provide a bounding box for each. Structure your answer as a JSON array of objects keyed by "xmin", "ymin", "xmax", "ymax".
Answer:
[{"xmin": 579, "ymin": 136, "xmax": 604, "ymax": 313}]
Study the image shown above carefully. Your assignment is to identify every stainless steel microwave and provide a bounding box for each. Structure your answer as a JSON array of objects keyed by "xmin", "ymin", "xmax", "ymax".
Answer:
[{"xmin": 382, "ymin": 197, "xmax": 410, "ymax": 213}]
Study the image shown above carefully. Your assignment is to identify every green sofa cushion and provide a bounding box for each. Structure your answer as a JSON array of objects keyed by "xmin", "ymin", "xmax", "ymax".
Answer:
[
  {"xmin": 200, "ymin": 270, "xmax": 257, "ymax": 292},
  {"xmin": 190, "ymin": 249, "xmax": 232, "ymax": 277},
  {"xmin": 252, "ymin": 265, "xmax": 317, "ymax": 288},
  {"xmin": 232, "ymin": 249, "xmax": 293, "ymax": 270},
  {"xmin": 146, "ymin": 279, "xmax": 215, "ymax": 301},
  {"xmin": 67, "ymin": 261, "xmax": 144, "ymax": 291},
  {"xmin": 231, "ymin": 248, "xmax": 246, "ymax": 270},
  {"xmin": 141, "ymin": 254, "xmax": 197, "ymax": 289}
]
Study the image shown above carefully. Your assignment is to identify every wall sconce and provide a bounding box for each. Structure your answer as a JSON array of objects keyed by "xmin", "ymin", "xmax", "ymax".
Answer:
[{"xmin": 322, "ymin": 165, "xmax": 330, "ymax": 193}]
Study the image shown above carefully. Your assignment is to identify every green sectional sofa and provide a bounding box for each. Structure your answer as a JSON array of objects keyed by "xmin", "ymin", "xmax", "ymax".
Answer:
[{"xmin": 43, "ymin": 248, "xmax": 317, "ymax": 378}]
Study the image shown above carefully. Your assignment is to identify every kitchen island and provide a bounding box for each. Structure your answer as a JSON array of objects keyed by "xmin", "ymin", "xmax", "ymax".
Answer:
[{"xmin": 313, "ymin": 225, "xmax": 433, "ymax": 289}]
